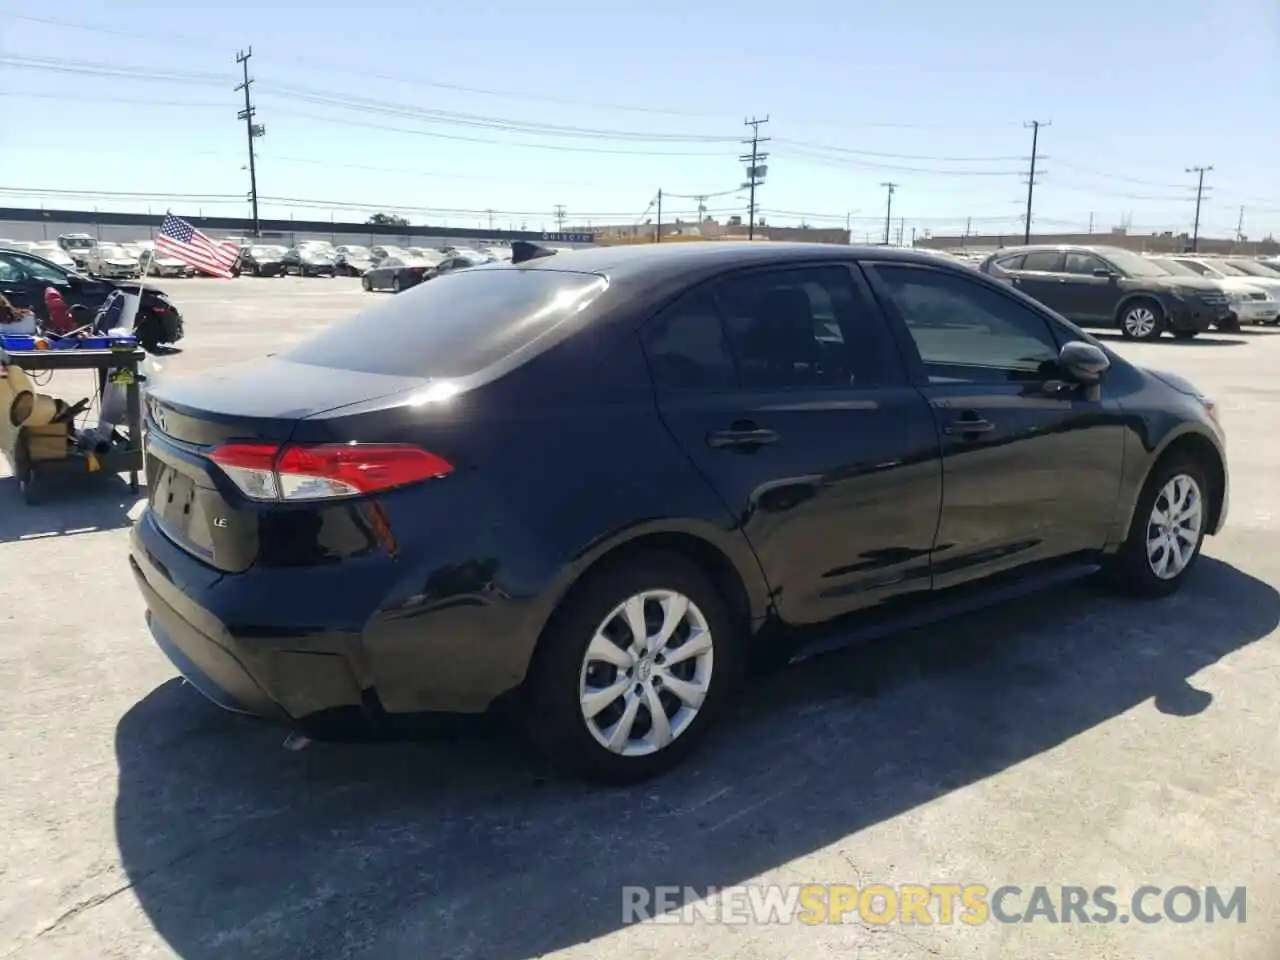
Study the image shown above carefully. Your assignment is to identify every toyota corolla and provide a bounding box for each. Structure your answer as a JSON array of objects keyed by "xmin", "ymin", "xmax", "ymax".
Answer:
[{"xmin": 130, "ymin": 243, "xmax": 1228, "ymax": 783}]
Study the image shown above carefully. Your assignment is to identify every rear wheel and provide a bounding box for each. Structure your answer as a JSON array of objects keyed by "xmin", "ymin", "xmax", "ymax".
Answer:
[
  {"xmin": 527, "ymin": 553, "xmax": 737, "ymax": 784},
  {"xmin": 392, "ymin": 276, "xmax": 402, "ymax": 294},
  {"xmin": 1104, "ymin": 457, "xmax": 1210, "ymax": 597},
  {"xmin": 1119, "ymin": 299, "xmax": 1166, "ymax": 341},
  {"xmin": 1216, "ymin": 313, "xmax": 1240, "ymax": 332},
  {"xmin": 361, "ymin": 274, "xmax": 372, "ymax": 291}
]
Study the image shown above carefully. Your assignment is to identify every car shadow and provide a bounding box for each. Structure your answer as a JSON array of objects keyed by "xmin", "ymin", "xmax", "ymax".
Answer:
[
  {"xmin": 0, "ymin": 477, "xmax": 140, "ymax": 542},
  {"xmin": 112, "ymin": 558, "xmax": 1277, "ymax": 959}
]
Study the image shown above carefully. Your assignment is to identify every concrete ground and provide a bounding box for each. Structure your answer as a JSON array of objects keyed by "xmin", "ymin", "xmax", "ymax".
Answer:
[{"xmin": 0, "ymin": 277, "xmax": 1276, "ymax": 959}]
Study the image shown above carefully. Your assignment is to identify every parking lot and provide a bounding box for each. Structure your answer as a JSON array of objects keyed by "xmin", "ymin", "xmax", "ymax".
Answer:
[{"xmin": 1, "ymin": 276, "xmax": 1277, "ymax": 959}]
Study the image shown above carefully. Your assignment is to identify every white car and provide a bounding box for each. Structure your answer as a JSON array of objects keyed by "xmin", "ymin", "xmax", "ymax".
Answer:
[
  {"xmin": 1149, "ymin": 256, "xmax": 1279, "ymax": 326},
  {"xmin": 29, "ymin": 243, "xmax": 78, "ymax": 269},
  {"xmin": 135, "ymin": 241, "xmax": 191, "ymax": 278},
  {"xmin": 1171, "ymin": 256, "xmax": 1280, "ymax": 300},
  {"xmin": 87, "ymin": 243, "xmax": 143, "ymax": 279}
]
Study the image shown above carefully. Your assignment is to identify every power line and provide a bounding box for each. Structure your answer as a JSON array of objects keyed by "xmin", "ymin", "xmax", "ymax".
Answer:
[{"xmin": 778, "ymin": 139, "xmax": 1023, "ymax": 163}]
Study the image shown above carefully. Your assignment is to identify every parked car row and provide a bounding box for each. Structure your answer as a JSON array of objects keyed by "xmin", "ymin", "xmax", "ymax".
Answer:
[
  {"xmin": 977, "ymin": 244, "xmax": 1280, "ymax": 340},
  {"xmin": 0, "ymin": 237, "xmax": 197, "ymax": 279}
]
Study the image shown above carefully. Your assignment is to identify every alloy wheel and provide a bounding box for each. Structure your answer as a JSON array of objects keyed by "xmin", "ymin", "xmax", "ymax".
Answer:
[
  {"xmin": 577, "ymin": 589, "xmax": 714, "ymax": 757},
  {"xmin": 1146, "ymin": 473, "xmax": 1203, "ymax": 579},
  {"xmin": 1124, "ymin": 306, "xmax": 1158, "ymax": 338}
]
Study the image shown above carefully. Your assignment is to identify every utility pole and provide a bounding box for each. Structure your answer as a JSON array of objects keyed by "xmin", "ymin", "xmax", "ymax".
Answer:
[
  {"xmin": 880, "ymin": 183, "xmax": 897, "ymax": 244},
  {"xmin": 897, "ymin": 218, "xmax": 905, "ymax": 246},
  {"xmin": 1235, "ymin": 205, "xmax": 1244, "ymax": 243},
  {"xmin": 910, "ymin": 225, "xmax": 917, "ymax": 247},
  {"xmin": 655, "ymin": 189, "xmax": 663, "ymax": 243},
  {"xmin": 235, "ymin": 47, "xmax": 265, "ymax": 237},
  {"xmin": 962, "ymin": 215, "xmax": 971, "ymax": 249},
  {"xmin": 740, "ymin": 116, "xmax": 770, "ymax": 240},
  {"xmin": 1186, "ymin": 165, "xmax": 1213, "ymax": 253},
  {"xmin": 487, "ymin": 209, "xmax": 494, "ymax": 231},
  {"xmin": 1022, "ymin": 120, "xmax": 1049, "ymax": 245},
  {"xmin": 554, "ymin": 205, "xmax": 566, "ymax": 230}
]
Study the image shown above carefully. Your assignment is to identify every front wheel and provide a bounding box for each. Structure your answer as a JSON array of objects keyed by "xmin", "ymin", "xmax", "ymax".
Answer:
[
  {"xmin": 1119, "ymin": 300, "xmax": 1166, "ymax": 341},
  {"xmin": 361, "ymin": 275, "xmax": 372, "ymax": 291},
  {"xmin": 392, "ymin": 276, "xmax": 402, "ymax": 293},
  {"xmin": 527, "ymin": 553, "xmax": 738, "ymax": 784},
  {"xmin": 1104, "ymin": 458, "xmax": 1210, "ymax": 597}
]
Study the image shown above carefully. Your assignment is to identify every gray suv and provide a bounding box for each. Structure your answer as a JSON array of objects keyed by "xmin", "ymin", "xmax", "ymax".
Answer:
[{"xmin": 979, "ymin": 245, "xmax": 1232, "ymax": 341}]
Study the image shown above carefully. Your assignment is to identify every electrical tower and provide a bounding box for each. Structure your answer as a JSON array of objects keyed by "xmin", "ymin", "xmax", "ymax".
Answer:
[
  {"xmin": 740, "ymin": 116, "xmax": 770, "ymax": 240},
  {"xmin": 235, "ymin": 47, "xmax": 266, "ymax": 237},
  {"xmin": 554, "ymin": 205, "xmax": 567, "ymax": 230},
  {"xmin": 1022, "ymin": 120, "xmax": 1049, "ymax": 244},
  {"xmin": 1186, "ymin": 165, "xmax": 1213, "ymax": 253},
  {"xmin": 880, "ymin": 183, "xmax": 897, "ymax": 244}
]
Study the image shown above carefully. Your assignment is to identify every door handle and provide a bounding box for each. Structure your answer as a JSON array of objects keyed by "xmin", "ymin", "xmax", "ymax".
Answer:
[
  {"xmin": 707, "ymin": 426, "xmax": 779, "ymax": 449},
  {"xmin": 943, "ymin": 417, "xmax": 995, "ymax": 436}
]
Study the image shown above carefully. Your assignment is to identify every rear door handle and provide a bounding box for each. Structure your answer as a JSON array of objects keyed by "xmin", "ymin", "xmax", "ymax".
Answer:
[
  {"xmin": 707, "ymin": 427, "xmax": 779, "ymax": 449},
  {"xmin": 943, "ymin": 418, "xmax": 995, "ymax": 436}
]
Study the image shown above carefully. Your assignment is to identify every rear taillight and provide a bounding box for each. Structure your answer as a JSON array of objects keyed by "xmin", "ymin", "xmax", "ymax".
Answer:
[{"xmin": 209, "ymin": 442, "xmax": 453, "ymax": 501}]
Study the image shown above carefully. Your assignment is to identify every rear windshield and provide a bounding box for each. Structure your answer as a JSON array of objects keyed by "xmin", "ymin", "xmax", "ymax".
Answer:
[{"xmin": 286, "ymin": 267, "xmax": 609, "ymax": 377}]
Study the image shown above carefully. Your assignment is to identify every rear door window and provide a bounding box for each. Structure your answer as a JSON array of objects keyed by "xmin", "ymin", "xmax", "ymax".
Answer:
[
  {"xmin": 1020, "ymin": 251, "xmax": 1065, "ymax": 272},
  {"xmin": 286, "ymin": 268, "xmax": 608, "ymax": 377}
]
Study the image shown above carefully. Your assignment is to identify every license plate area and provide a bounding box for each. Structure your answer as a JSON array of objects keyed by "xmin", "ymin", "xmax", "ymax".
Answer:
[{"xmin": 149, "ymin": 458, "xmax": 217, "ymax": 560}]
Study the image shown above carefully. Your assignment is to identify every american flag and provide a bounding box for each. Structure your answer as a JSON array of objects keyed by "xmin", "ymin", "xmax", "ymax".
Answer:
[{"xmin": 155, "ymin": 213, "xmax": 240, "ymax": 279}]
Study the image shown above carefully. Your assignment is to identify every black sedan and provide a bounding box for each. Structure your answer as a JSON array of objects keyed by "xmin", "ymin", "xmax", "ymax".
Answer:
[
  {"xmin": 360, "ymin": 256, "xmax": 436, "ymax": 292},
  {"xmin": 0, "ymin": 247, "xmax": 183, "ymax": 349},
  {"xmin": 280, "ymin": 247, "xmax": 337, "ymax": 277},
  {"xmin": 238, "ymin": 244, "xmax": 289, "ymax": 277},
  {"xmin": 131, "ymin": 243, "xmax": 1227, "ymax": 784}
]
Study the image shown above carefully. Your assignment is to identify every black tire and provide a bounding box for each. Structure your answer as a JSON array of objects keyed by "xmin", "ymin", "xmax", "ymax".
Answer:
[
  {"xmin": 1118, "ymin": 298, "xmax": 1166, "ymax": 341},
  {"xmin": 1103, "ymin": 455, "xmax": 1211, "ymax": 597},
  {"xmin": 1172, "ymin": 329, "xmax": 1199, "ymax": 340},
  {"xmin": 1216, "ymin": 313, "xmax": 1240, "ymax": 333},
  {"xmin": 526, "ymin": 552, "xmax": 739, "ymax": 784},
  {"xmin": 361, "ymin": 274, "xmax": 372, "ymax": 291},
  {"xmin": 392, "ymin": 276, "xmax": 402, "ymax": 294}
]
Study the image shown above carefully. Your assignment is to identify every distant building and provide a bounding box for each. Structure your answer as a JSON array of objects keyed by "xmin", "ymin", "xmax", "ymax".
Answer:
[{"xmin": 587, "ymin": 218, "xmax": 850, "ymax": 245}]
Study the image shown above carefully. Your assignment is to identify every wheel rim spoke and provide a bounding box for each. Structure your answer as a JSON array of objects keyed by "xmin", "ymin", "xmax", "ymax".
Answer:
[
  {"xmin": 643, "ymin": 684, "xmax": 672, "ymax": 750},
  {"xmin": 586, "ymin": 633, "xmax": 633, "ymax": 669},
  {"xmin": 650, "ymin": 594, "xmax": 689, "ymax": 654},
  {"xmin": 663, "ymin": 627, "xmax": 712, "ymax": 667},
  {"xmin": 656, "ymin": 669, "xmax": 708, "ymax": 709},
  {"xmin": 621, "ymin": 596, "xmax": 648, "ymax": 651},
  {"xmin": 604, "ymin": 692, "xmax": 642, "ymax": 751},
  {"xmin": 581, "ymin": 678, "xmax": 630, "ymax": 719}
]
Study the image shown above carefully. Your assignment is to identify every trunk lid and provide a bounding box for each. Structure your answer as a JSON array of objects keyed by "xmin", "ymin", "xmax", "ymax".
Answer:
[{"xmin": 144, "ymin": 356, "xmax": 425, "ymax": 571}]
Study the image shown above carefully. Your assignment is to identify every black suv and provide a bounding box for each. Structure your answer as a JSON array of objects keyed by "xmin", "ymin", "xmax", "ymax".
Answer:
[{"xmin": 979, "ymin": 245, "xmax": 1232, "ymax": 341}]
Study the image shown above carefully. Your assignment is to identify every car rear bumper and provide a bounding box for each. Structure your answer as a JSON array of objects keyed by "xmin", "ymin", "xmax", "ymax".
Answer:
[
  {"xmin": 131, "ymin": 514, "xmax": 370, "ymax": 725},
  {"xmin": 128, "ymin": 500, "xmax": 545, "ymax": 725}
]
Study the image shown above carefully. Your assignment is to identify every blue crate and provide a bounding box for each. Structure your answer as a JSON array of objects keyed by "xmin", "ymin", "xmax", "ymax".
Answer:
[{"xmin": 0, "ymin": 335, "xmax": 37, "ymax": 351}]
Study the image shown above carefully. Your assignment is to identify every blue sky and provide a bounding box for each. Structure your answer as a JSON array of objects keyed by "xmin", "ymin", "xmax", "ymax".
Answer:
[{"xmin": 1, "ymin": 0, "xmax": 1276, "ymax": 239}]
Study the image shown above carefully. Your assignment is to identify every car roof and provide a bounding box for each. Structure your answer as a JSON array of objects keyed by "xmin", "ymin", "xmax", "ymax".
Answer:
[{"xmin": 501, "ymin": 241, "xmax": 946, "ymax": 283}]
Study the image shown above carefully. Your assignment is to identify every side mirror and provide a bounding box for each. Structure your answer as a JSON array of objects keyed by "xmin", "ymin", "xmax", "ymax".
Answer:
[
  {"xmin": 1092, "ymin": 268, "xmax": 1114, "ymax": 278},
  {"xmin": 1059, "ymin": 340, "xmax": 1110, "ymax": 384}
]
